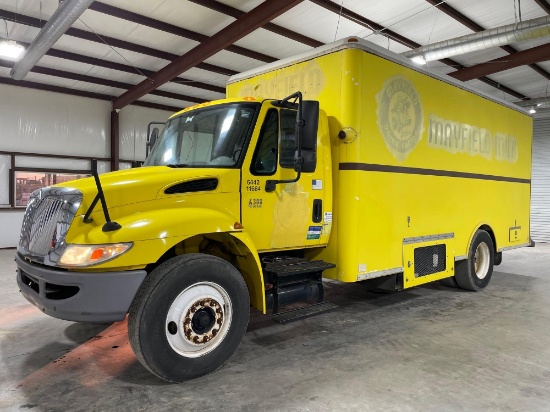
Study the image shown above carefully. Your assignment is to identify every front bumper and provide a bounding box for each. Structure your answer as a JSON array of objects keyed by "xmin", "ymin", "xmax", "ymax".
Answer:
[{"xmin": 16, "ymin": 254, "xmax": 147, "ymax": 323}]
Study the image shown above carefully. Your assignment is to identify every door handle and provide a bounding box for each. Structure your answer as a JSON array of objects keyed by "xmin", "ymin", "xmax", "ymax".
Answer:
[{"xmin": 313, "ymin": 199, "xmax": 322, "ymax": 223}]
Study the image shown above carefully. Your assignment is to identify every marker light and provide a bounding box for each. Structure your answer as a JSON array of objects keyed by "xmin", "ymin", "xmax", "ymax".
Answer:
[{"xmin": 59, "ymin": 243, "xmax": 132, "ymax": 267}]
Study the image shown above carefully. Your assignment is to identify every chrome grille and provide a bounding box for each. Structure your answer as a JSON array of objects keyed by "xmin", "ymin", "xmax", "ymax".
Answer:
[{"xmin": 18, "ymin": 187, "xmax": 82, "ymax": 266}]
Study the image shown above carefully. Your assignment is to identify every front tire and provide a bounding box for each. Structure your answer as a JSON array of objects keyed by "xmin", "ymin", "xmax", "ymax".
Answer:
[
  {"xmin": 454, "ymin": 230, "xmax": 494, "ymax": 291},
  {"xmin": 128, "ymin": 254, "xmax": 250, "ymax": 382}
]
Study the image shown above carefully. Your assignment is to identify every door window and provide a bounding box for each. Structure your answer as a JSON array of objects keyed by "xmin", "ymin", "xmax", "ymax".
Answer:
[
  {"xmin": 279, "ymin": 109, "xmax": 297, "ymax": 168},
  {"xmin": 251, "ymin": 109, "xmax": 278, "ymax": 175}
]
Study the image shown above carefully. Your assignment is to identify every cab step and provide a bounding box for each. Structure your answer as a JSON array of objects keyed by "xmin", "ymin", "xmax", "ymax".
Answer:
[
  {"xmin": 271, "ymin": 302, "xmax": 338, "ymax": 324},
  {"xmin": 262, "ymin": 257, "xmax": 336, "ymax": 314}
]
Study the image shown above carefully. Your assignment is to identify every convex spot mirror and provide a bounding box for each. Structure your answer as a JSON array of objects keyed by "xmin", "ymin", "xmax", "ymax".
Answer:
[
  {"xmin": 146, "ymin": 121, "xmax": 166, "ymax": 157},
  {"xmin": 295, "ymin": 100, "xmax": 319, "ymax": 173},
  {"xmin": 148, "ymin": 127, "xmax": 159, "ymax": 150}
]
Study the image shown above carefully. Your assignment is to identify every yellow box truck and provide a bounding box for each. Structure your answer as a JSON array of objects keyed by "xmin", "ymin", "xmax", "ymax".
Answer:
[{"xmin": 16, "ymin": 38, "xmax": 532, "ymax": 382}]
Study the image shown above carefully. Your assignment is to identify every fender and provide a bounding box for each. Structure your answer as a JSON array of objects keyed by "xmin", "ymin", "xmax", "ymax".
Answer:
[{"xmin": 229, "ymin": 231, "xmax": 266, "ymax": 313}]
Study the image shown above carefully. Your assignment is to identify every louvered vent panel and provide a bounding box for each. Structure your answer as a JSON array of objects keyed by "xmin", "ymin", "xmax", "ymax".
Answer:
[
  {"xmin": 164, "ymin": 178, "xmax": 218, "ymax": 194},
  {"xmin": 531, "ymin": 118, "xmax": 550, "ymax": 243}
]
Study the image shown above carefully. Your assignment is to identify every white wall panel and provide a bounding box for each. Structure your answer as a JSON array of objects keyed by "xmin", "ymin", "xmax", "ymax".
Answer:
[
  {"xmin": 0, "ymin": 155, "xmax": 10, "ymax": 205},
  {"xmin": 97, "ymin": 161, "xmax": 111, "ymax": 174},
  {"xmin": 0, "ymin": 211, "xmax": 24, "ymax": 249},
  {"xmin": 15, "ymin": 156, "xmax": 91, "ymax": 171},
  {"xmin": 119, "ymin": 106, "xmax": 171, "ymax": 162},
  {"xmin": 0, "ymin": 84, "xmax": 175, "ymax": 247},
  {"xmin": 0, "ymin": 83, "xmax": 110, "ymax": 158}
]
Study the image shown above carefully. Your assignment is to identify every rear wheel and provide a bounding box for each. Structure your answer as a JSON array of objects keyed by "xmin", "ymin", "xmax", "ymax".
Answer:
[
  {"xmin": 440, "ymin": 276, "xmax": 458, "ymax": 288},
  {"xmin": 128, "ymin": 254, "xmax": 250, "ymax": 382},
  {"xmin": 454, "ymin": 230, "xmax": 494, "ymax": 291}
]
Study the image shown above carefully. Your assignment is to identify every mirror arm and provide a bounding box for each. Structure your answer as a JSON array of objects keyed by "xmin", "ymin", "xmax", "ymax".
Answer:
[{"xmin": 265, "ymin": 166, "xmax": 302, "ymax": 193}]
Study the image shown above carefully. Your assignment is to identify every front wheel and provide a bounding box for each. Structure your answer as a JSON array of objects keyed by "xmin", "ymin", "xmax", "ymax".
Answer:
[
  {"xmin": 454, "ymin": 230, "xmax": 495, "ymax": 291},
  {"xmin": 128, "ymin": 254, "xmax": 250, "ymax": 382}
]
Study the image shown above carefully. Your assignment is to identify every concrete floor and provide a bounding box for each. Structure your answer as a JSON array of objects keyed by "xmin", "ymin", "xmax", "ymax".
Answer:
[{"xmin": 1, "ymin": 244, "xmax": 549, "ymax": 411}]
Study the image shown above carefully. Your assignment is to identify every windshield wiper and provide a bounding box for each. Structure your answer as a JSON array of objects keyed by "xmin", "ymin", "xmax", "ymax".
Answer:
[{"xmin": 167, "ymin": 163, "xmax": 189, "ymax": 168}]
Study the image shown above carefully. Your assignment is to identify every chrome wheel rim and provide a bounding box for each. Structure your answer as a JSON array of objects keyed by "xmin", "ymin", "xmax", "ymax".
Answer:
[
  {"xmin": 474, "ymin": 242, "xmax": 490, "ymax": 280},
  {"xmin": 165, "ymin": 282, "xmax": 232, "ymax": 358}
]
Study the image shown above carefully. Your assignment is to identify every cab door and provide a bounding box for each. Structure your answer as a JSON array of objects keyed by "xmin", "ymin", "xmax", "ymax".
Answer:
[{"xmin": 241, "ymin": 104, "xmax": 327, "ymax": 252}]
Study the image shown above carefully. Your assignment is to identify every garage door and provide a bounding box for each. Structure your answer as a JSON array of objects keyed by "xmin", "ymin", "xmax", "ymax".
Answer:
[{"xmin": 531, "ymin": 117, "xmax": 550, "ymax": 243}]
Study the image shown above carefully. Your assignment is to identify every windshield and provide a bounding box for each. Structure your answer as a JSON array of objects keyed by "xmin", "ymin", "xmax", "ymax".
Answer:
[{"xmin": 144, "ymin": 103, "xmax": 259, "ymax": 167}]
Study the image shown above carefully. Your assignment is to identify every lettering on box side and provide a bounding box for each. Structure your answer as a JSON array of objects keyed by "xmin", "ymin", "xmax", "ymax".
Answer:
[{"xmin": 428, "ymin": 114, "xmax": 518, "ymax": 163}]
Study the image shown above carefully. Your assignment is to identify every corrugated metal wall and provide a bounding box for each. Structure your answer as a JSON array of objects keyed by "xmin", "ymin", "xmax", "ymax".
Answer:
[{"xmin": 531, "ymin": 116, "xmax": 550, "ymax": 243}]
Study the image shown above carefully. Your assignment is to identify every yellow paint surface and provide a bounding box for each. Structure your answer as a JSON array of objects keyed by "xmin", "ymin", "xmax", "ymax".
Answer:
[{"xmin": 229, "ymin": 42, "xmax": 532, "ymax": 284}]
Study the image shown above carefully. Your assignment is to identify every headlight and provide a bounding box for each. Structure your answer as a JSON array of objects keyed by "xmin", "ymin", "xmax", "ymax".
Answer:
[{"xmin": 58, "ymin": 243, "xmax": 132, "ymax": 267}]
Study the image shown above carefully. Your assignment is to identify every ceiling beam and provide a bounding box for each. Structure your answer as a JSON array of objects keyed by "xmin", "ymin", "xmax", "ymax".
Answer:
[
  {"xmin": 534, "ymin": 0, "xmax": 550, "ymax": 15},
  {"xmin": 0, "ymin": 58, "xmax": 208, "ymax": 104},
  {"xmin": 0, "ymin": 77, "xmax": 181, "ymax": 112},
  {"xmin": 46, "ymin": 49, "xmax": 226, "ymax": 94},
  {"xmin": 425, "ymin": 0, "xmax": 550, "ymax": 81},
  {"xmin": 449, "ymin": 43, "xmax": 550, "ymax": 81},
  {"xmin": 309, "ymin": 0, "xmax": 421, "ymax": 49},
  {"xmin": 113, "ymin": 0, "xmax": 304, "ymax": 110},
  {"xmin": 15, "ymin": 42, "xmax": 226, "ymax": 94},
  {"xmin": 89, "ymin": 2, "xmax": 276, "ymax": 63},
  {"xmin": 188, "ymin": 0, "xmax": 323, "ymax": 47},
  {"xmin": 0, "ymin": 8, "xmax": 237, "ymax": 76},
  {"xmin": 311, "ymin": 0, "xmax": 527, "ymax": 99}
]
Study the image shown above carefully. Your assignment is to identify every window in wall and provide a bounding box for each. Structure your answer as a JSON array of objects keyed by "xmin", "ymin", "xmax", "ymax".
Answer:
[
  {"xmin": 279, "ymin": 109, "xmax": 297, "ymax": 168},
  {"xmin": 15, "ymin": 171, "xmax": 89, "ymax": 207}
]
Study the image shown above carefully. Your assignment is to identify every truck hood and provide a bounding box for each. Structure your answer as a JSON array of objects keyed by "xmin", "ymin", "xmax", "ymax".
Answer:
[{"xmin": 56, "ymin": 166, "xmax": 238, "ymax": 214}]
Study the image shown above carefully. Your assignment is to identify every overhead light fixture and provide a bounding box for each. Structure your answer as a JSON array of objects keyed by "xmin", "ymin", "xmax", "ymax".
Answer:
[
  {"xmin": 410, "ymin": 56, "xmax": 426, "ymax": 65},
  {"xmin": 0, "ymin": 40, "xmax": 25, "ymax": 60},
  {"xmin": 529, "ymin": 108, "xmax": 537, "ymax": 114},
  {"xmin": 537, "ymin": 103, "xmax": 543, "ymax": 107}
]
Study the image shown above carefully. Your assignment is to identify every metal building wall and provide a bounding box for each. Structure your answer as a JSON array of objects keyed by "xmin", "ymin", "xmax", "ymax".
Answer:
[{"xmin": 531, "ymin": 115, "xmax": 550, "ymax": 243}]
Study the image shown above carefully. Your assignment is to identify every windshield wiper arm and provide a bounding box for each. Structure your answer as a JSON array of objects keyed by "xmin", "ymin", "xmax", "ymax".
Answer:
[{"xmin": 167, "ymin": 163, "xmax": 189, "ymax": 168}]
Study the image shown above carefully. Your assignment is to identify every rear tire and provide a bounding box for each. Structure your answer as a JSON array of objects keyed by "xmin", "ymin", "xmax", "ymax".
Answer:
[
  {"xmin": 128, "ymin": 254, "xmax": 250, "ymax": 382},
  {"xmin": 455, "ymin": 230, "xmax": 494, "ymax": 291},
  {"xmin": 440, "ymin": 276, "xmax": 459, "ymax": 288}
]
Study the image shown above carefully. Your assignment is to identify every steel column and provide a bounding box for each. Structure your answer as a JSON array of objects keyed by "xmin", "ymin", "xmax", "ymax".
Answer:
[{"xmin": 110, "ymin": 110, "xmax": 120, "ymax": 172}]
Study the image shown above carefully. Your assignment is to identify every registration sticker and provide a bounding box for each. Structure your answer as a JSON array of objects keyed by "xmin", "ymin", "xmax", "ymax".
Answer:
[
  {"xmin": 312, "ymin": 179, "xmax": 323, "ymax": 190},
  {"xmin": 307, "ymin": 226, "xmax": 322, "ymax": 240}
]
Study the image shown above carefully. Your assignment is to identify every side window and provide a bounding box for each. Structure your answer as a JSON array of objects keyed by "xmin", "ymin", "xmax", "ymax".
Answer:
[
  {"xmin": 279, "ymin": 109, "xmax": 296, "ymax": 168},
  {"xmin": 251, "ymin": 109, "xmax": 278, "ymax": 175}
]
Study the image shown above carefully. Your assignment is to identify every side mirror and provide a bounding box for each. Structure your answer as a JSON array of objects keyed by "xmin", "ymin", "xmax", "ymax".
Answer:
[
  {"xmin": 146, "ymin": 127, "xmax": 159, "ymax": 157},
  {"xmin": 266, "ymin": 93, "xmax": 320, "ymax": 192},
  {"xmin": 149, "ymin": 128, "xmax": 159, "ymax": 149},
  {"xmin": 146, "ymin": 121, "xmax": 166, "ymax": 157},
  {"xmin": 295, "ymin": 101, "xmax": 319, "ymax": 173}
]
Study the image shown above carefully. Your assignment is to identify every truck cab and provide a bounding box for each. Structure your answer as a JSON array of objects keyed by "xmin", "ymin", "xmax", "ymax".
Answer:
[{"xmin": 16, "ymin": 94, "xmax": 334, "ymax": 383}]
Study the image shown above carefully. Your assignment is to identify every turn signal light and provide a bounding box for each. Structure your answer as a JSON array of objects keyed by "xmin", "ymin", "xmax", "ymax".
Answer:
[{"xmin": 58, "ymin": 243, "xmax": 132, "ymax": 267}]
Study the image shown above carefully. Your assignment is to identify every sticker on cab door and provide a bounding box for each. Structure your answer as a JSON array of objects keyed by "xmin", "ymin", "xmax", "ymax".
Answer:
[
  {"xmin": 307, "ymin": 226, "xmax": 322, "ymax": 240},
  {"xmin": 312, "ymin": 179, "xmax": 322, "ymax": 190}
]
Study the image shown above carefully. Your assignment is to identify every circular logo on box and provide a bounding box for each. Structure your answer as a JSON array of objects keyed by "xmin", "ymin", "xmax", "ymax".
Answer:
[{"xmin": 376, "ymin": 75, "xmax": 424, "ymax": 162}]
